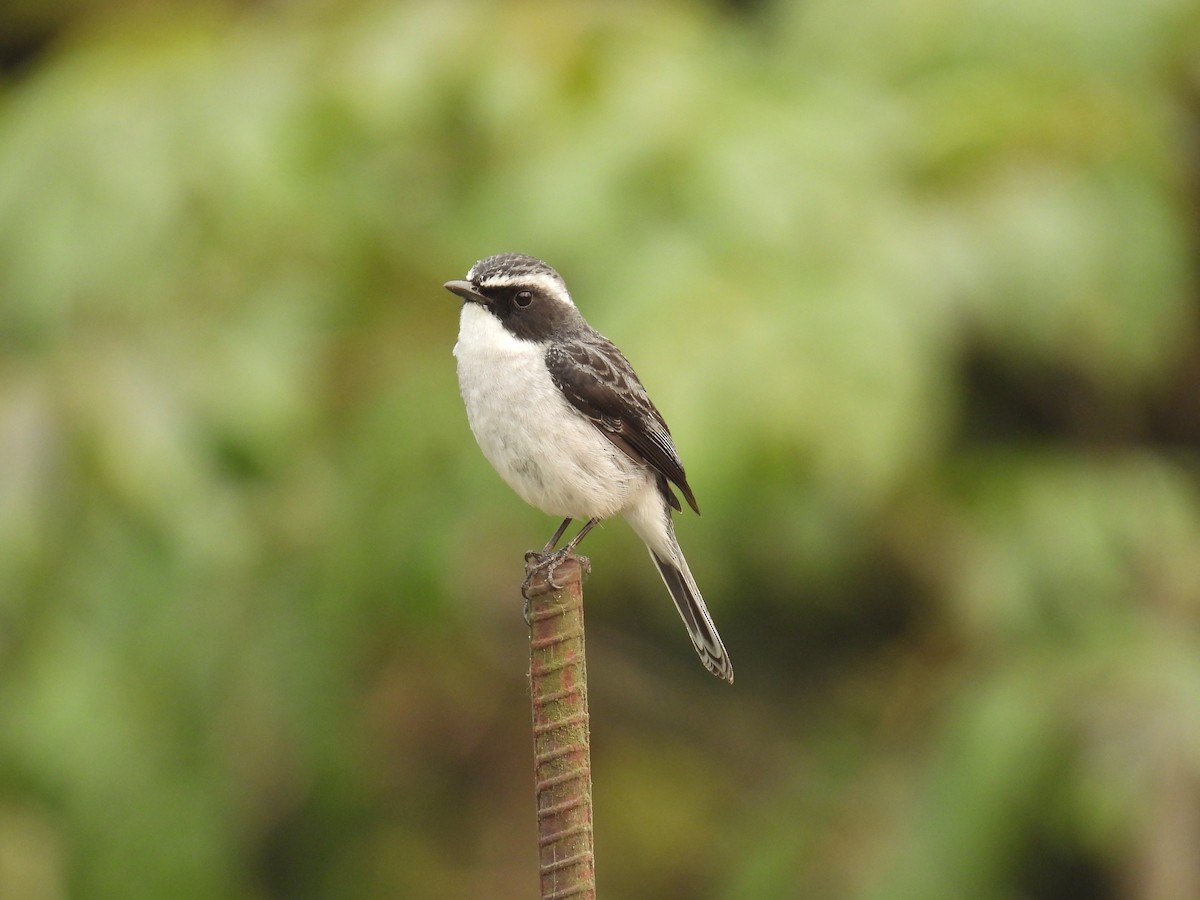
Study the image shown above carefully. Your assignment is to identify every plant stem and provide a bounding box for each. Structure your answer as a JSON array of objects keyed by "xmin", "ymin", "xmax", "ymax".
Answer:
[{"xmin": 523, "ymin": 554, "xmax": 596, "ymax": 900}]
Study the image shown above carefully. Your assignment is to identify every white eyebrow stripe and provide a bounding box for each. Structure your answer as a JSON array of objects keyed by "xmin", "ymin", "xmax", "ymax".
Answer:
[{"xmin": 475, "ymin": 272, "xmax": 574, "ymax": 306}]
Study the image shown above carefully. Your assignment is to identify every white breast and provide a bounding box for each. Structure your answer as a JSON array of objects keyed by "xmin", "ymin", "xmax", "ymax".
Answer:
[{"xmin": 453, "ymin": 303, "xmax": 653, "ymax": 519}]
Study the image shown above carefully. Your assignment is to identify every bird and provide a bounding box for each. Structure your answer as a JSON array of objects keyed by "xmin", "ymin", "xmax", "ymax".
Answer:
[{"xmin": 444, "ymin": 253, "xmax": 733, "ymax": 683}]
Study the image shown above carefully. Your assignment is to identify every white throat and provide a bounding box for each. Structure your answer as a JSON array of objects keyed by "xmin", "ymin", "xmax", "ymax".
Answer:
[{"xmin": 453, "ymin": 301, "xmax": 533, "ymax": 359}]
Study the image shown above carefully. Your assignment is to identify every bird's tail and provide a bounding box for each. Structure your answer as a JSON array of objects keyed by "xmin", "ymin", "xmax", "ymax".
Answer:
[{"xmin": 648, "ymin": 532, "xmax": 734, "ymax": 684}]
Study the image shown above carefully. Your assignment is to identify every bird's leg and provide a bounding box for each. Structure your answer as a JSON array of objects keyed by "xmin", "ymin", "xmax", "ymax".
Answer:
[
  {"xmin": 559, "ymin": 517, "xmax": 599, "ymax": 557},
  {"xmin": 523, "ymin": 518, "xmax": 573, "ymax": 614},
  {"xmin": 542, "ymin": 518, "xmax": 573, "ymax": 555},
  {"xmin": 524, "ymin": 517, "xmax": 572, "ymax": 570},
  {"xmin": 524, "ymin": 517, "xmax": 600, "ymax": 591}
]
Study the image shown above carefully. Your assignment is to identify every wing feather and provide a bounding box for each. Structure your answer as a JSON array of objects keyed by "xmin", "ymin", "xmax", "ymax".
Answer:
[{"xmin": 546, "ymin": 339, "xmax": 700, "ymax": 515}]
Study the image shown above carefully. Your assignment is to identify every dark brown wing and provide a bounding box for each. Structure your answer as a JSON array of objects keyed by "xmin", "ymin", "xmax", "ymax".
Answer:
[{"xmin": 545, "ymin": 339, "xmax": 700, "ymax": 515}]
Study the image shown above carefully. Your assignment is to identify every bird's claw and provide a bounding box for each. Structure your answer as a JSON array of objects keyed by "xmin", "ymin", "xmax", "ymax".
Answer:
[
  {"xmin": 524, "ymin": 548, "xmax": 568, "ymax": 591},
  {"xmin": 521, "ymin": 549, "xmax": 590, "ymax": 605}
]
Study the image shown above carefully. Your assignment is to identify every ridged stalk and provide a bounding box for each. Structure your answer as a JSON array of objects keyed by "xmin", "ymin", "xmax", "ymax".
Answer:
[{"xmin": 523, "ymin": 554, "xmax": 596, "ymax": 900}]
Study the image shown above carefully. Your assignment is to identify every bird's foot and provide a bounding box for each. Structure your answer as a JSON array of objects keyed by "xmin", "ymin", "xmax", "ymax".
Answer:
[
  {"xmin": 524, "ymin": 547, "xmax": 569, "ymax": 590},
  {"xmin": 521, "ymin": 548, "xmax": 590, "ymax": 608}
]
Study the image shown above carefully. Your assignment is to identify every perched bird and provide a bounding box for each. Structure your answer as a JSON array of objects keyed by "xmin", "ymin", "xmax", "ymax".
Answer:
[{"xmin": 444, "ymin": 253, "xmax": 733, "ymax": 683}]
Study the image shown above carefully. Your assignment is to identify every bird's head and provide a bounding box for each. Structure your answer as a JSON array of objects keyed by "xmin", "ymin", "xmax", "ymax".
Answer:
[{"xmin": 444, "ymin": 253, "xmax": 583, "ymax": 342}]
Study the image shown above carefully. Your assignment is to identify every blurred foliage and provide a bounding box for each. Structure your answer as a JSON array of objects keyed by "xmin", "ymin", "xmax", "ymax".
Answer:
[{"xmin": 1, "ymin": 0, "xmax": 1199, "ymax": 898}]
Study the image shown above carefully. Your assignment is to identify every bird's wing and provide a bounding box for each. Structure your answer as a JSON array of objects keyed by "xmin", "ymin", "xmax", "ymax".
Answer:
[{"xmin": 545, "ymin": 338, "xmax": 699, "ymax": 514}]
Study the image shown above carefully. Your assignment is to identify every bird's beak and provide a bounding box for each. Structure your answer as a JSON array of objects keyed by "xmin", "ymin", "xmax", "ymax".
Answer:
[{"xmin": 444, "ymin": 280, "xmax": 488, "ymax": 305}]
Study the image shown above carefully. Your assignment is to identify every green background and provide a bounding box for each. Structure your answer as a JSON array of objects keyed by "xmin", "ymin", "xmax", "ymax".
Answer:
[{"xmin": 2, "ymin": 1, "xmax": 1199, "ymax": 897}]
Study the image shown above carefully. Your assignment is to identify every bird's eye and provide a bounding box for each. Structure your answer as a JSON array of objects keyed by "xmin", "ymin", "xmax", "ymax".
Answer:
[{"xmin": 515, "ymin": 290, "xmax": 533, "ymax": 308}]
